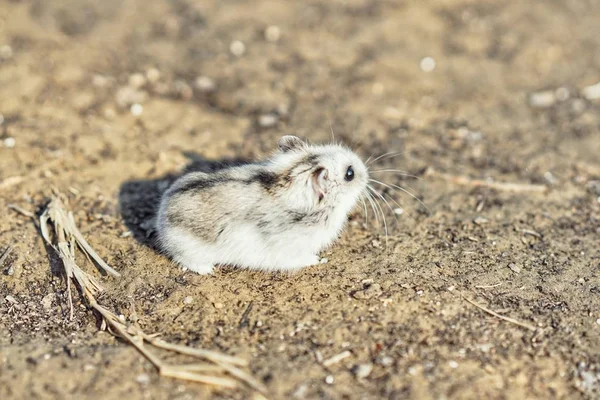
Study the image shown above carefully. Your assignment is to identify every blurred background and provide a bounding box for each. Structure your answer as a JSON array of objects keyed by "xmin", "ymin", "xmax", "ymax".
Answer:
[{"xmin": 1, "ymin": 1, "xmax": 600, "ymax": 399}]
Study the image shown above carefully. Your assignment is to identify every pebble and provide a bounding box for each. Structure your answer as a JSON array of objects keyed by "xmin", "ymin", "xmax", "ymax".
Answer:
[
  {"xmin": 508, "ymin": 263, "xmax": 521, "ymax": 273},
  {"xmin": 379, "ymin": 356, "xmax": 394, "ymax": 367},
  {"xmin": 195, "ymin": 76, "xmax": 216, "ymax": 93},
  {"xmin": 183, "ymin": 296, "xmax": 193, "ymax": 305},
  {"xmin": 325, "ymin": 375, "xmax": 334, "ymax": 384},
  {"xmin": 136, "ymin": 373, "xmax": 150, "ymax": 384},
  {"xmin": 353, "ymin": 363, "xmax": 373, "ymax": 379},
  {"xmin": 596, "ymin": 318, "xmax": 600, "ymax": 325},
  {"xmin": 265, "ymin": 25, "xmax": 281, "ymax": 42},
  {"xmin": 0, "ymin": 45, "xmax": 13, "ymax": 60},
  {"xmin": 230, "ymin": 40, "xmax": 246, "ymax": 57},
  {"xmin": 371, "ymin": 240, "xmax": 381, "ymax": 248},
  {"xmin": 128, "ymin": 73, "xmax": 147, "ymax": 89},
  {"xmin": 393, "ymin": 207, "xmax": 404, "ymax": 215},
  {"xmin": 214, "ymin": 302, "xmax": 224, "ymax": 309},
  {"xmin": 449, "ymin": 360, "xmax": 459, "ymax": 369},
  {"xmin": 130, "ymin": 103, "xmax": 143, "ymax": 117},
  {"xmin": 92, "ymin": 74, "xmax": 110, "ymax": 88},
  {"xmin": 420, "ymin": 56, "xmax": 436, "ymax": 72},
  {"xmin": 5, "ymin": 295, "xmax": 17, "ymax": 304},
  {"xmin": 116, "ymin": 86, "xmax": 147, "ymax": 108},
  {"xmin": 3, "ymin": 137, "xmax": 16, "ymax": 148},
  {"xmin": 319, "ymin": 258, "xmax": 328, "ymax": 264},
  {"xmin": 473, "ymin": 216, "xmax": 489, "ymax": 225},
  {"xmin": 146, "ymin": 68, "xmax": 161, "ymax": 83},
  {"xmin": 258, "ymin": 114, "xmax": 278, "ymax": 128},
  {"xmin": 529, "ymin": 90, "xmax": 556, "ymax": 108},
  {"xmin": 582, "ymin": 81, "xmax": 600, "ymax": 100},
  {"xmin": 41, "ymin": 293, "xmax": 54, "ymax": 311}
]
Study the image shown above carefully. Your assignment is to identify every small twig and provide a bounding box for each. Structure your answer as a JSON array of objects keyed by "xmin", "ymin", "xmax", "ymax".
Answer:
[
  {"xmin": 7, "ymin": 204, "xmax": 35, "ymax": 218},
  {"xmin": 474, "ymin": 282, "xmax": 504, "ymax": 289},
  {"xmin": 462, "ymin": 295, "xmax": 536, "ymax": 331},
  {"xmin": 516, "ymin": 228, "xmax": 542, "ymax": 238},
  {"xmin": 427, "ymin": 169, "xmax": 547, "ymax": 193},
  {"xmin": 0, "ymin": 246, "xmax": 13, "ymax": 268},
  {"xmin": 322, "ymin": 350, "xmax": 352, "ymax": 367},
  {"xmin": 0, "ymin": 158, "xmax": 64, "ymax": 191},
  {"xmin": 239, "ymin": 301, "xmax": 254, "ymax": 329}
]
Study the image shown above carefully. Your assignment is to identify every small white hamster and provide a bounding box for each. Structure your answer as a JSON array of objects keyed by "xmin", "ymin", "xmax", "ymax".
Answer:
[{"xmin": 155, "ymin": 135, "xmax": 369, "ymax": 274}]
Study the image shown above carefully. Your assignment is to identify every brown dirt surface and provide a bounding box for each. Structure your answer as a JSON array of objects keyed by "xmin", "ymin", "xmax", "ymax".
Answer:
[{"xmin": 1, "ymin": 1, "xmax": 600, "ymax": 399}]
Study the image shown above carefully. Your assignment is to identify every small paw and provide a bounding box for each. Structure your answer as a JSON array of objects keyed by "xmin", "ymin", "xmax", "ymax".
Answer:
[
  {"xmin": 302, "ymin": 255, "xmax": 321, "ymax": 267},
  {"xmin": 182, "ymin": 264, "xmax": 214, "ymax": 275}
]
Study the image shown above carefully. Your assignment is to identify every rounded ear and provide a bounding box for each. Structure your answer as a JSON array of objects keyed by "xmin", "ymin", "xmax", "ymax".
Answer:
[
  {"xmin": 311, "ymin": 167, "xmax": 328, "ymax": 202},
  {"xmin": 278, "ymin": 135, "xmax": 305, "ymax": 152}
]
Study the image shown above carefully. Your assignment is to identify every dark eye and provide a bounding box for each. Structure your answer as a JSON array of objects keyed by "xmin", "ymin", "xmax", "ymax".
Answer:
[{"xmin": 345, "ymin": 166, "xmax": 355, "ymax": 182}]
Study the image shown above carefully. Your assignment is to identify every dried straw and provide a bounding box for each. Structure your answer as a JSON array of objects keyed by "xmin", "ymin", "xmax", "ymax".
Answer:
[{"xmin": 39, "ymin": 196, "xmax": 266, "ymax": 393}]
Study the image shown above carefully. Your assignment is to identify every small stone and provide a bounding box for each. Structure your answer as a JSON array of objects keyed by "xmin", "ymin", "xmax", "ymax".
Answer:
[
  {"xmin": 582, "ymin": 81, "xmax": 600, "ymax": 100},
  {"xmin": 183, "ymin": 296, "xmax": 193, "ymax": 305},
  {"xmin": 5, "ymin": 295, "xmax": 17, "ymax": 304},
  {"xmin": 529, "ymin": 90, "xmax": 556, "ymax": 108},
  {"xmin": 420, "ymin": 57, "xmax": 436, "ymax": 72},
  {"xmin": 230, "ymin": 40, "xmax": 246, "ymax": 57},
  {"xmin": 473, "ymin": 216, "xmax": 489, "ymax": 225},
  {"xmin": 258, "ymin": 114, "xmax": 278, "ymax": 128},
  {"xmin": 325, "ymin": 375, "xmax": 334, "ymax": 384},
  {"xmin": 353, "ymin": 363, "xmax": 373, "ymax": 379},
  {"xmin": 379, "ymin": 356, "xmax": 394, "ymax": 367},
  {"xmin": 371, "ymin": 240, "xmax": 381, "ymax": 248},
  {"xmin": 136, "ymin": 373, "xmax": 150, "ymax": 384},
  {"xmin": 449, "ymin": 360, "xmax": 459, "ymax": 369},
  {"xmin": 115, "ymin": 86, "xmax": 147, "ymax": 108},
  {"xmin": 214, "ymin": 302, "xmax": 224, "ymax": 309},
  {"xmin": 146, "ymin": 68, "xmax": 161, "ymax": 83},
  {"xmin": 3, "ymin": 137, "xmax": 15, "ymax": 148},
  {"xmin": 596, "ymin": 318, "xmax": 600, "ymax": 325},
  {"xmin": 128, "ymin": 73, "xmax": 147, "ymax": 89},
  {"xmin": 41, "ymin": 293, "xmax": 54, "ymax": 311},
  {"xmin": 393, "ymin": 207, "xmax": 404, "ymax": 215},
  {"xmin": 447, "ymin": 285, "xmax": 456, "ymax": 292},
  {"xmin": 130, "ymin": 103, "xmax": 143, "ymax": 117},
  {"xmin": 0, "ymin": 45, "xmax": 13, "ymax": 60},
  {"xmin": 319, "ymin": 258, "xmax": 328, "ymax": 264},
  {"xmin": 195, "ymin": 76, "xmax": 216, "ymax": 93},
  {"xmin": 92, "ymin": 74, "xmax": 109, "ymax": 88},
  {"xmin": 508, "ymin": 263, "xmax": 521, "ymax": 273},
  {"xmin": 265, "ymin": 25, "xmax": 281, "ymax": 42}
]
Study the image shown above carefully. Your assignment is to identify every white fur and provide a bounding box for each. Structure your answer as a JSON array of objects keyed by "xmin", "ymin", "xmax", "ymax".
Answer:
[{"xmin": 155, "ymin": 137, "xmax": 368, "ymax": 274}]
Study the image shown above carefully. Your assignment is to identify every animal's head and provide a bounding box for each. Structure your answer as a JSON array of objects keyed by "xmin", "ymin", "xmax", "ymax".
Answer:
[{"xmin": 272, "ymin": 135, "xmax": 369, "ymax": 216}]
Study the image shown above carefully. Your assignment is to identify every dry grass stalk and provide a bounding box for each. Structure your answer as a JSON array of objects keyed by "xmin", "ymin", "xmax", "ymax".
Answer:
[
  {"xmin": 39, "ymin": 196, "xmax": 267, "ymax": 393},
  {"xmin": 426, "ymin": 169, "xmax": 547, "ymax": 193},
  {"xmin": 462, "ymin": 295, "xmax": 537, "ymax": 331}
]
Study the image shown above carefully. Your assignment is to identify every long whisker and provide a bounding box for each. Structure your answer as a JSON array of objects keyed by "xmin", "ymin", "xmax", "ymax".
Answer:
[
  {"xmin": 360, "ymin": 197, "xmax": 369, "ymax": 226},
  {"xmin": 369, "ymin": 178, "xmax": 432, "ymax": 215},
  {"xmin": 329, "ymin": 121, "xmax": 335, "ymax": 144},
  {"xmin": 368, "ymin": 185, "xmax": 396, "ymax": 219},
  {"xmin": 369, "ymin": 169, "xmax": 421, "ymax": 180},
  {"xmin": 366, "ymin": 151, "xmax": 406, "ymax": 166},
  {"xmin": 367, "ymin": 188, "xmax": 389, "ymax": 248},
  {"xmin": 364, "ymin": 191, "xmax": 380, "ymax": 226}
]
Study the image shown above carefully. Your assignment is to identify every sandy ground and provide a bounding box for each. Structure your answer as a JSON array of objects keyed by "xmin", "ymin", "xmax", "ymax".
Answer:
[{"xmin": 1, "ymin": 0, "xmax": 600, "ymax": 399}]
